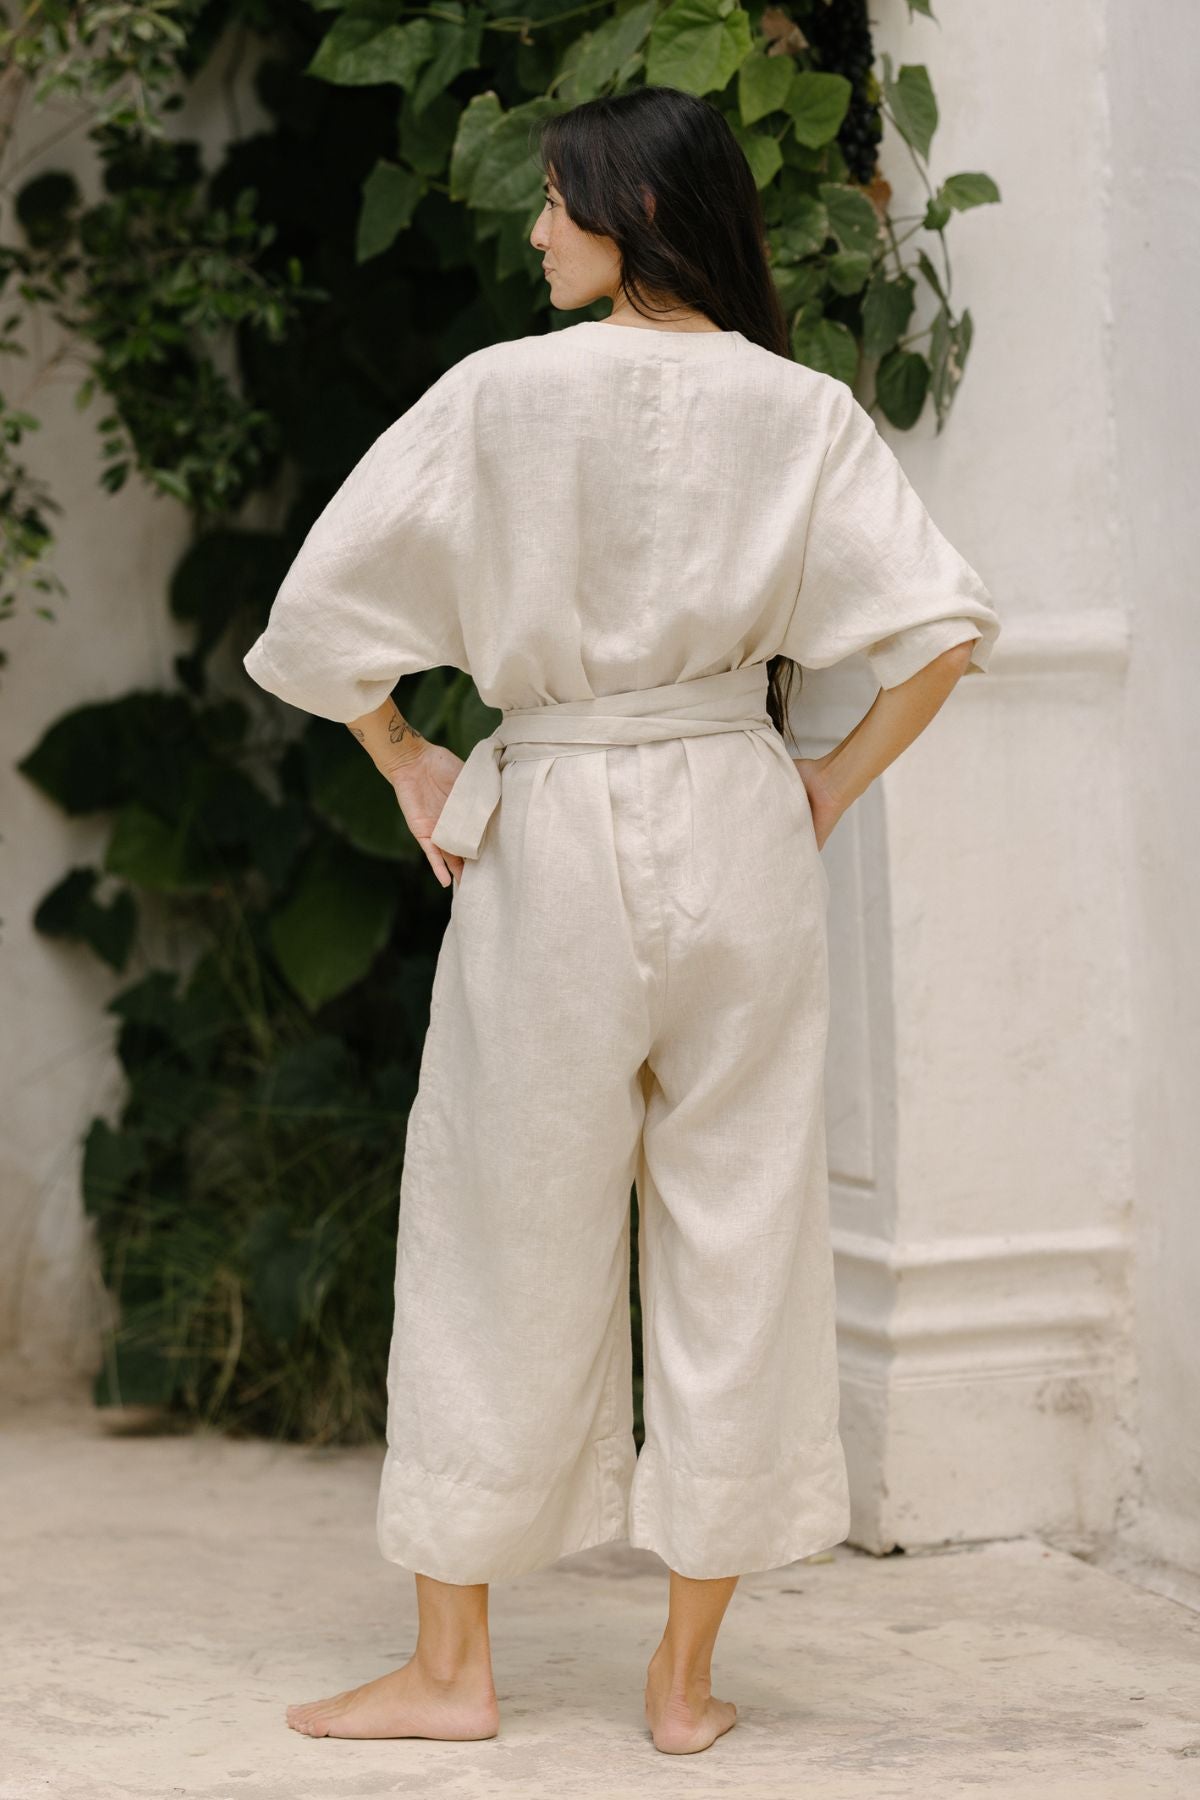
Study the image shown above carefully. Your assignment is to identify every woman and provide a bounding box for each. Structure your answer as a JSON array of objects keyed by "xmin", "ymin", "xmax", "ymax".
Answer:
[{"xmin": 244, "ymin": 87, "xmax": 1000, "ymax": 1756}]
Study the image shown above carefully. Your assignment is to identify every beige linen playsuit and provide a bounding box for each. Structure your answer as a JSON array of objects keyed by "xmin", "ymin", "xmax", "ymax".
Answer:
[{"xmin": 243, "ymin": 319, "xmax": 1001, "ymax": 1583}]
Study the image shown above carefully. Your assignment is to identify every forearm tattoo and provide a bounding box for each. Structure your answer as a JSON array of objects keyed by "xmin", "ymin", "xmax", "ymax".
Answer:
[
  {"xmin": 344, "ymin": 706, "xmax": 423, "ymax": 766},
  {"xmin": 387, "ymin": 709, "xmax": 423, "ymax": 751}
]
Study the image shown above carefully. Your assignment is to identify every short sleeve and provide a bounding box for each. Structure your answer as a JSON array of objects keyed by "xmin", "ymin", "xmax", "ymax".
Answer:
[
  {"xmin": 780, "ymin": 385, "xmax": 1001, "ymax": 689},
  {"xmin": 242, "ymin": 362, "xmax": 474, "ymax": 723}
]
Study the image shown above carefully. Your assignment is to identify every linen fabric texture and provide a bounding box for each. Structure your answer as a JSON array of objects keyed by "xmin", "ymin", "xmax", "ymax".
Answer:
[{"xmin": 244, "ymin": 320, "xmax": 1002, "ymax": 1582}]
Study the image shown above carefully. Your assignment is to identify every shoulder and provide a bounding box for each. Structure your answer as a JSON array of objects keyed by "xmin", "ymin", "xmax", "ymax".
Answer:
[
  {"xmin": 721, "ymin": 339, "xmax": 862, "ymax": 467},
  {"xmin": 444, "ymin": 334, "xmax": 572, "ymax": 383},
  {"xmin": 439, "ymin": 330, "xmax": 570, "ymax": 387},
  {"xmin": 736, "ymin": 337, "xmax": 853, "ymax": 416},
  {"xmin": 404, "ymin": 332, "xmax": 567, "ymax": 425}
]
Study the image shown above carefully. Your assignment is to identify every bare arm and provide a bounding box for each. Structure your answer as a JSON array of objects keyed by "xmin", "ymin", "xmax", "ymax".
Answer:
[
  {"xmin": 345, "ymin": 695, "xmax": 466, "ymax": 888},
  {"xmin": 795, "ymin": 637, "xmax": 977, "ymax": 850},
  {"xmin": 345, "ymin": 694, "xmax": 428, "ymax": 777}
]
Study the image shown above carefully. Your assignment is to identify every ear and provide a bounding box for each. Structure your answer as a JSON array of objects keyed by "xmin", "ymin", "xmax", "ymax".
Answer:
[{"xmin": 640, "ymin": 185, "xmax": 657, "ymax": 224}]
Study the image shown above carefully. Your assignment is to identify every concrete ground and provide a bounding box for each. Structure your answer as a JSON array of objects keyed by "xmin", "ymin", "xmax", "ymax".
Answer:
[{"xmin": 3, "ymin": 1394, "xmax": 1199, "ymax": 1800}]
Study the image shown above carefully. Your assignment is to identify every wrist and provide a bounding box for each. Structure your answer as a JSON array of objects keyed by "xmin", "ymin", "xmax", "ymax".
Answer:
[
  {"xmin": 814, "ymin": 752, "xmax": 865, "ymax": 811},
  {"xmin": 380, "ymin": 738, "xmax": 428, "ymax": 778}
]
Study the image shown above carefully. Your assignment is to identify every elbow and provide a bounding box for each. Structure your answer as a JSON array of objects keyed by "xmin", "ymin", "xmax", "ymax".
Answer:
[{"xmin": 932, "ymin": 637, "xmax": 976, "ymax": 681}]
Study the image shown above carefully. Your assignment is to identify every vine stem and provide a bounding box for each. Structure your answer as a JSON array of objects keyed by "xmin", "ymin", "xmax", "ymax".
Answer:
[
  {"xmin": 12, "ymin": 337, "xmax": 88, "ymax": 410},
  {"xmin": 888, "ymin": 220, "xmax": 931, "ymax": 254},
  {"xmin": 0, "ymin": 59, "xmax": 30, "ymax": 165},
  {"xmin": 879, "ymin": 97, "xmax": 954, "ymax": 302},
  {"xmin": 895, "ymin": 322, "xmax": 934, "ymax": 350},
  {"xmin": 471, "ymin": 1, "xmax": 612, "ymax": 32},
  {"xmin": 1, "ymin": 105, "xmax": 94, "ymax": 188}
]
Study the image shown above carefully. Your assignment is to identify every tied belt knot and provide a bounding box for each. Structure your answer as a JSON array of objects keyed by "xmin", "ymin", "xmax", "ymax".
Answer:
[{"xmin": 430, "ymin": 661, "xmax": 792, "ymax": 862}]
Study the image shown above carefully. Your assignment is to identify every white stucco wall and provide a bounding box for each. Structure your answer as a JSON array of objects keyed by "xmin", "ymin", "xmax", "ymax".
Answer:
[
  {"xmin": 803, "ymin": 0, "xmax": 1136, "ymax": 1555},
  {"xmin": 1107, "ymin": 0, "xmax": 1200, "ymax": 1578},
  {"xmin": 812, "ymin": 0, "xmax": 1196, "ymax": 1576}
]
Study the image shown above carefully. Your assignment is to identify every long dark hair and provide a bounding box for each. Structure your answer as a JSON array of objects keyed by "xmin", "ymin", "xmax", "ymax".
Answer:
[{"xmin": 536, "ymin": 86, "xmax": 802, "ymax": 744}]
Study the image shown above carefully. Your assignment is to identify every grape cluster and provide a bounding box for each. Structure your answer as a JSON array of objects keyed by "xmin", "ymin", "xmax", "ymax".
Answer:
[{"xmin": 796, "ymin": 0, "xmax": 883, "ymax": 185}]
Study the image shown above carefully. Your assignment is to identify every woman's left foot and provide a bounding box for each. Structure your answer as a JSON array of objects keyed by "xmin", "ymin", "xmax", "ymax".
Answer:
[
  {"xmin": 643, "ymin": 1644, "xmax": 737, "ymax": 1754},
  {"xmin": 286, "ymin": 1656, "xmax": 500, "ymax": 1740}
]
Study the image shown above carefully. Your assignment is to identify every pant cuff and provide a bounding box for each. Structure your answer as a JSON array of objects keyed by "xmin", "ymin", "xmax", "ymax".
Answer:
[
  {"xmin": 376, "ymin": 1429, "xmax": 636, "ymax": 1584},
  {"xmin": 626, "ymin": 1433, "xmax": 852, "ymax": 1579}
]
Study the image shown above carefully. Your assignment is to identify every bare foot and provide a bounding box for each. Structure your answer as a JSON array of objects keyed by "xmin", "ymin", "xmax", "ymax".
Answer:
[
  {"xmin": 643, "ymin": 1642, "xmax": 737, "ymax": 1755},
  {"xmin": 285, "ymin": 1656, "xmax": 499, "ymax": 1741}
]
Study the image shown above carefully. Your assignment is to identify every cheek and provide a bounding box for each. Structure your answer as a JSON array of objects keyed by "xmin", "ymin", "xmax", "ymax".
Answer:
[{"xmin": 556, "ymin": 221, "xmax": 596, "ymax": 269}]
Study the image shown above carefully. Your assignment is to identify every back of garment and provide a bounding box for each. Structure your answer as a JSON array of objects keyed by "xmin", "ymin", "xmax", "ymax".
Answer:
[
  {"xmin": 243, "ymin": 318, "xmax": 1000, "ymax": 720},
  {"xmin": 243, "ymin": 321, "xmax": 1003, "ymax": 1587}
]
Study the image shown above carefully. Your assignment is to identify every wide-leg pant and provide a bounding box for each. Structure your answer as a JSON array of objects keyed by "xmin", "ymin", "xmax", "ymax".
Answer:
[{"xmin": 376, "ymin": 726, "xmax": 851, "ymax": 1582}]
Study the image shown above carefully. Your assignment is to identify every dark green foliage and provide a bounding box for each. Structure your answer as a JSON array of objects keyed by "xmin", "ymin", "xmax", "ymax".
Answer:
[
  {"xmin": 33, "ymin": 869, "xmax": 137, "ymax": 972},
  {"xmin": 794, "ymin": 0, "xmax": 882, "ymax": 184}
]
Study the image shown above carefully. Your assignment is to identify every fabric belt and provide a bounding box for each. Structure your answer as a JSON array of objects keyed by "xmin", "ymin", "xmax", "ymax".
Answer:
[{"xmin": 430, "ymin": 661, "xmax": 792, "ymax": 862}]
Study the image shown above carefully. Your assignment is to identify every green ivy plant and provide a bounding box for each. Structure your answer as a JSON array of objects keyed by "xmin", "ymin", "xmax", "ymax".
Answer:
[
  {"xmin": 0, "ymin": 0, "xmax": 311, "ymax": 645},
  {"xmin": 311, "ymin": 0, "xmax": 998, "ymax": 430},
  {"xmin": 17, "ymin": 0, "xmax": 997, "ymax": 1442}
]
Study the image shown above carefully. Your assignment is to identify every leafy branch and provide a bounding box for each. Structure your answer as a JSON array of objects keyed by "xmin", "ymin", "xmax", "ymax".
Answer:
[{"xmin": 0, "ymin": 1, "xmax": 319, "ymax": 646}]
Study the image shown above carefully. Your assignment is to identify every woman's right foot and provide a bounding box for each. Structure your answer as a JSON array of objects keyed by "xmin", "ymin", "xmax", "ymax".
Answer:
[
  {"xmin": 286, "ymin": 1655, "xmax": 499, "ymax": 1740},
  {"xmin": 643, "ymin": 1644, "xmax": 737, "ymax": 1754}
]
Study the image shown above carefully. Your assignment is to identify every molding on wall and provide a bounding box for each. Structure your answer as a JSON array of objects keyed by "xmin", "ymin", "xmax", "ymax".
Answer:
[
  {"xmin": 834, "ymin": 1224, "xmax": 1136, "ymax": 1550},
  {"xmin": 981, "ymin": 610, "xmax": 1130, "ymax": 677},
  {"xmin": 831, "ymin": 1224, "xmax": 1132, "ymax": 1381},
  {"xmin": 791, "ymin": 612, "xmax": 1132, "ymax": 732}
]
